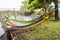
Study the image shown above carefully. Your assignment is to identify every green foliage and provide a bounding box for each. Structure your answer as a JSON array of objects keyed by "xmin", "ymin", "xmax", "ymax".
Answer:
[
  {"xmin": 28, "ymin": 0, "xmax": 53, "ymax": 12},
  {"xmin": 20, "ymin": 0, "xmax": 54, "ymax": 12},
  {"xmin": 28, "ymin": 0, "xmax": 41, "ymax": 12},
  {"xmin": 29, "ymin": 0, "xmax": 34, "ymax": 4},
  {"xmin": 20, "ymin": 0, "xmax": 29, "ymax": 11}
]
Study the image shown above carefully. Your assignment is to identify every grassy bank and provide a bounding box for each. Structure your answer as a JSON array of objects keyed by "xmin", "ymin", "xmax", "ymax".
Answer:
[
  {"xmin": 14, "ymin": 12, "xmax": 60, "ymax": 40},
  {"xmin": 15, "ymin": 17, "xmax": 60, "ymax": 40}
]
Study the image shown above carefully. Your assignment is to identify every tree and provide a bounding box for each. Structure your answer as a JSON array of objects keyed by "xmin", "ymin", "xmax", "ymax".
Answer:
[
  {"xmin": 54, "ymin": 0, "xmax": 59, "ymax": 21},
  {"xmin": 20, "ymin": 0, "xmax": 29, "ymax": 11},
  {"xmin": 28, "ymin": 0, "xmax": 53, "ymax": 17},
  {"xmin": 20, "ymin": 0, "xmax": 59, "ymax": 21}
]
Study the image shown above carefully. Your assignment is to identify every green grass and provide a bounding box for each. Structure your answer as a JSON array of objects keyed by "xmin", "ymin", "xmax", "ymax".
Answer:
[
  {"xmin": 15, "ymin": 16, "xmax": 60, "ymax": 40},
  {"xmin": 21, "ymin": 19, "xmax": 60, "ymax": 40},
  {"xmin": 58, "ymin": 1, "xmax": 60, "ymax": 4}
]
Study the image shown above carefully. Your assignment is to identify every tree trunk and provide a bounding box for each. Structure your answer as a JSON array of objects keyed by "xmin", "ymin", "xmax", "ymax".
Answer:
[{"xmin": 54, "ymin": 0, "xmax": 59, "ymax": 21}]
